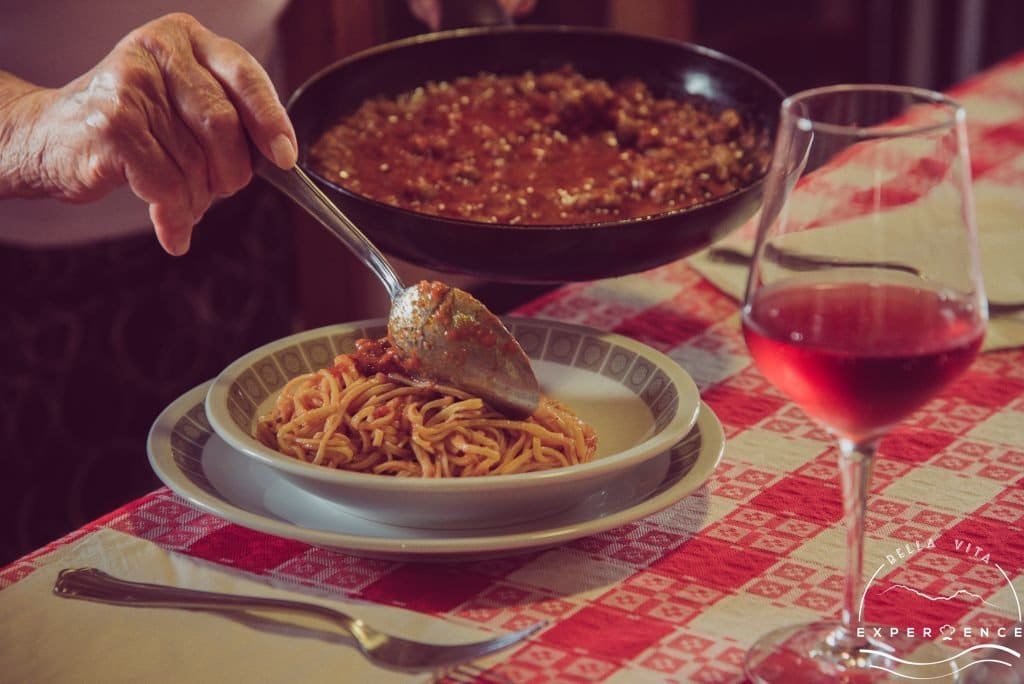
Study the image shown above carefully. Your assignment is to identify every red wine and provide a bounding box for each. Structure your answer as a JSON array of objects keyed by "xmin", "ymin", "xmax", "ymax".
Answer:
[{"xmin": 743, "ymin": 281, "xmax": 984, "ymax": 442}]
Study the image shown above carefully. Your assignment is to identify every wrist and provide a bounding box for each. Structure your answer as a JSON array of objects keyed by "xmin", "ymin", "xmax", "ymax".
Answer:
[{"xmin": 0, "ymin": 71, "xmax": 54, "ymax": 198}]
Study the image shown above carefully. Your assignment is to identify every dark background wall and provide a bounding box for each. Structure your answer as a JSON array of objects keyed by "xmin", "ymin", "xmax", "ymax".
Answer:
[{"xmin": 378, "ymin": 0, "xmax": 1024, "ymax": 94}]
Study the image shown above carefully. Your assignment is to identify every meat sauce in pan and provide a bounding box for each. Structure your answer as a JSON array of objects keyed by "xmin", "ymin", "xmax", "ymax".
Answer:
[{"xmin": 309, "ymin": 65, "xmax": 771, "ymax": 226}]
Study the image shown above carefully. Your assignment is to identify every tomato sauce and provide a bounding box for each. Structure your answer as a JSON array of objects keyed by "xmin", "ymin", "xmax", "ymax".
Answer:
[{"xmin": 310, "ymin": 65, "xmax": 770, "ymax": 226}]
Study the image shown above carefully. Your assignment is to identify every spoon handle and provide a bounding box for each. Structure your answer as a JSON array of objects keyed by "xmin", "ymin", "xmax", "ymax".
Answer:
[{"xmin": 257, "ymin": 160, "xmax": 406, "ymax": 300}]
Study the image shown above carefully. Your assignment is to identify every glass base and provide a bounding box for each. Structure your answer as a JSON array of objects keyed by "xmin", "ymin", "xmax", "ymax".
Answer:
[{"xmin": 744, "ymin": 621, "xmax": 959, "ymax": 683}]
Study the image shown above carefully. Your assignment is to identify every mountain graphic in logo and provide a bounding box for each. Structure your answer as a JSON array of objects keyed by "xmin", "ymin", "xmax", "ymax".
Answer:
[{"xmin": 880, "ymin": 584, "xmax": 1002, "ymax": 609}]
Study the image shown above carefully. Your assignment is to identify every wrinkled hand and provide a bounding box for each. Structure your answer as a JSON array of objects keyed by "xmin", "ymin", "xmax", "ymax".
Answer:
[
  {"xmin": 408, "ymin": 0, "xmax": 537, "ymax": 30},
  {"xmin": 6, "ymin": 13, "xmax": 296, "ymax": 255}
]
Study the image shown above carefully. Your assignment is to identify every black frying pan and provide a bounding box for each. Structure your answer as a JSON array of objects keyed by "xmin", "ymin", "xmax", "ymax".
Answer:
[{"xmin": 287, "ymin": 25, "xmax": 785, "ymax": 283}]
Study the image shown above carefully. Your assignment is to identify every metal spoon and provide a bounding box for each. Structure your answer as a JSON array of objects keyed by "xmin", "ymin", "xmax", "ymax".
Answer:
[{"xmin": 255, "ymin": 161, "xmax": 540, "ymax": 418}]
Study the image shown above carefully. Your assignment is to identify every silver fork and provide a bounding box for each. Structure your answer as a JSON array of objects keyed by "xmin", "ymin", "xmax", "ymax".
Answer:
[
  {"xmin": 707, "ymin": 245, "xmax": 1024, "ymax": 314},
  {"xmin": 437, "ymin": 663, "xmax": 515, "ymax": 683},
  {"xmin": 54, "ymin": 568, "xmax": 544, "ymax": 672}
]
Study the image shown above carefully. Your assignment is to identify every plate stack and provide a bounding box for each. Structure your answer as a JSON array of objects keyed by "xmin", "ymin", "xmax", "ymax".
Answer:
[{"xmin": 148, "ymin": 318, "xmax": 724, "ymax": 560}]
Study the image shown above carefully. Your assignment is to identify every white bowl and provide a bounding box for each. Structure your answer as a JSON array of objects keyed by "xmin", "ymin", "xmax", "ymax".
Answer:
[{"xmin": 205, "ymin": 317, "xmax": 700, "ymax": 529}]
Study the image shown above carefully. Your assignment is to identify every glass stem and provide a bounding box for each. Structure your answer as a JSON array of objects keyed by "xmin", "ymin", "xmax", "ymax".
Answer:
[{"xmin": 837, "ymin": 437, "xmax": 876, "ymax": 634}]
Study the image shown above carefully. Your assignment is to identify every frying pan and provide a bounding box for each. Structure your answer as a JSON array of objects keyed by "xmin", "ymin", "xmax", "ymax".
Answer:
[{"xmin": 287, "ymin": 25, "xmax": 785, "ymax": 283}]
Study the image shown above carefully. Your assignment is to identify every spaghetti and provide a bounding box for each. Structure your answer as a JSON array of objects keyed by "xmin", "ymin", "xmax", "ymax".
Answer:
[{"xmin": 254, "ymin": 341, "xmax": 597, "ymax": 478}]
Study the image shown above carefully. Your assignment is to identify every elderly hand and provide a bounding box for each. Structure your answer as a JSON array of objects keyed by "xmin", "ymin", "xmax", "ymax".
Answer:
[{"xmin": 0, "ymin": 12, "xmax": 296, "ymax": 256}]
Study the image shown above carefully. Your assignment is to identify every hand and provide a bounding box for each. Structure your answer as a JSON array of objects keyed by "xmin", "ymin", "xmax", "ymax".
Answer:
[
  {"xmin": 408, "ymin": 0, "xmax": 538, "ymax": 30},
  {"xmin": 0, "ymin": 13, "xmax": 296, "ymax": 256}
]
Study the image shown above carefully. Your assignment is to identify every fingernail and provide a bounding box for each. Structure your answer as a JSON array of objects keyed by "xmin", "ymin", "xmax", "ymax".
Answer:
[
  {"xmin": 167, "ymin": 225, "xmax": 192, "ymax": 254},
  {"xmin": 270, "ymin": 134, "xmax": 297, "ymax": 169},
  {"xmin": 171, "ymin": 231, "xmax": 191, "ymax": 256}
]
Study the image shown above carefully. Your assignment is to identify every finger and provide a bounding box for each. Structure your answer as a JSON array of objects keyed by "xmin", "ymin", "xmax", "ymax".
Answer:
[
  {"xmin": 187, "ymin": 22, "xmax": 297, "ymax": 170},
  {"xmin": 150, "ymin": 95, "xmax": 214, "ymax": 222},
  {"xmin": 136, "ymin": 86, "xmax": 213, "ymax": 225},
  {"xmin": 100, "ymin": 44, "xmax": 212, "ymax": 226},
  {"xmin": 150, "ymin": 201, "xmax": 195, "ymax": 256},
  {"xmin": 118, "ymin": 127, "xmax": 198, "ymax": 255},
  {"xmin": 79, "ymin": 50, "xmax": 205, "ymax": 252},
  {"xmin": 118, "ymin": 20, "xmax": 222, "ymax": 210},
  {"xmin": 152, "ymin": 43, "xmax": 252, "ymax": 196}
]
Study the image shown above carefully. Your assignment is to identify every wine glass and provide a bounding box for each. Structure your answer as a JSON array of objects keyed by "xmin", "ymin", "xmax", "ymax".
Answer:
[{"xmin": 741, "ymin": 85, "xmax": 987, "ymax": 682}]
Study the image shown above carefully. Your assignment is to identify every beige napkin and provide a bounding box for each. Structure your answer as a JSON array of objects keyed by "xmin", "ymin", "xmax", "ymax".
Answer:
[
  {"xmin": 0, "ymin": 529, "xmax": 503, "ymax": 683},
  {"xmin": 688, "ymin": 178, "xmax": 1024, "ymax": 353}
]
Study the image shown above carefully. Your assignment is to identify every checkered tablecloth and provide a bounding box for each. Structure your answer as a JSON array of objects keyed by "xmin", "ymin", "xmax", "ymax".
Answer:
[{"xmin": 4, "ymin": 53, "xmax": 1024, "ymax": 684}]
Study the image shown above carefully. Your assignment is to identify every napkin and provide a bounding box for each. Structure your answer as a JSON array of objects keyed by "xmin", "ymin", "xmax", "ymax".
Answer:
[
  {"xmin": 688, "ymin": 178, "xmax": 1024, "ymax": 353},
  {"xmin": 0, "ymin": 529, "xmax": 502, "ymax": 683}
]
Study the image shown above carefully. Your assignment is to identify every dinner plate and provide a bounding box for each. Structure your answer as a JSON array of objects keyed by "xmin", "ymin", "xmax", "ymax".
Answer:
[{"xmin": 149, "ymin": 382, "xmax": 724, "ymax": 561}]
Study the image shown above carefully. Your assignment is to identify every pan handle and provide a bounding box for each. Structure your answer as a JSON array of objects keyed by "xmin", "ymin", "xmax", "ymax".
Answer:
[{"xmin": 439, "ymin": 0, "xmax": 512, "ymax": 29}]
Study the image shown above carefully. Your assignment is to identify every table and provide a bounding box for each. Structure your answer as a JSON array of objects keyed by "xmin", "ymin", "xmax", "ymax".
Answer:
[{"xmin": 4, "ymin": 52, "xmax": 1024, "ymax": 684}]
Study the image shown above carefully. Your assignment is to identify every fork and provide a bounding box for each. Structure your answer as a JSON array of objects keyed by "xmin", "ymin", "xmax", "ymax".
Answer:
[
  {"xmin": 437, "ymin": 663, "xmax": 515, "ymax": 683},
  {"xmin": 707, "ymin": 243, "xmax": 921, "ymax": 276},
  {"xmin": 707, "ymin": 245, "xmax": 1024, "ymax": 314},
  {"xmin": 54, "ymin": 568, "xmax": 544, "ymax": 672}
]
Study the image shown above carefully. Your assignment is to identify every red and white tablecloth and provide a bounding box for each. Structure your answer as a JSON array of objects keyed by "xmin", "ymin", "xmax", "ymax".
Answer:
[{"xmin": 3, "ymin": 52, "xmax": 1024, "ymax": 684}]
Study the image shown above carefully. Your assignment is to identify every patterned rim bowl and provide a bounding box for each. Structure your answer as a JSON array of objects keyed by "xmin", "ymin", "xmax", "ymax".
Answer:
[{"xmin": 205, "ymin": 317, "xmax": 701, "ymax": 529}]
